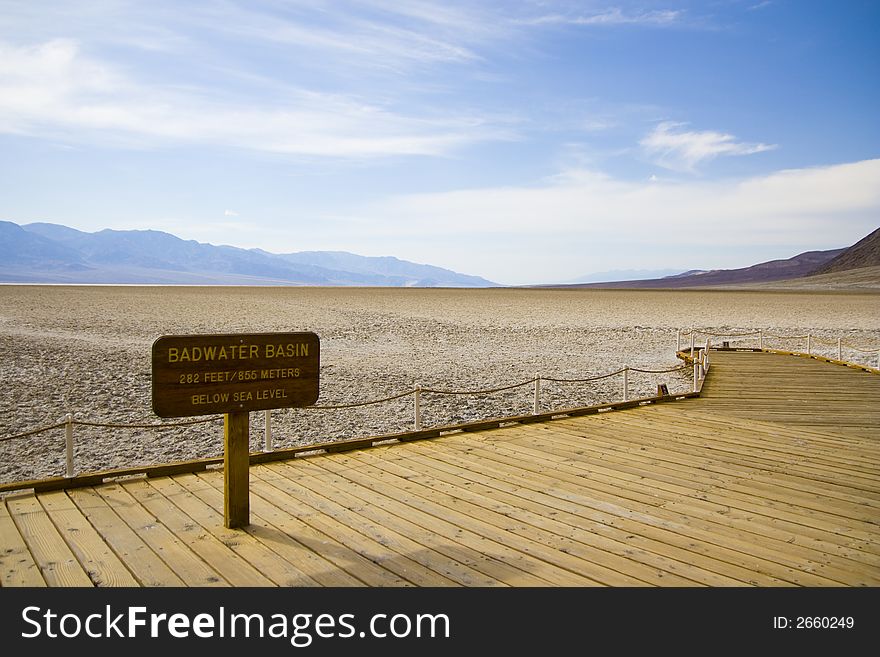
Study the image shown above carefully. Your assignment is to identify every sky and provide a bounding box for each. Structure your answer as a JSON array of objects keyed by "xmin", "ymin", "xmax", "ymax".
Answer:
[{"xmin": 0, "ymin": 0, "xmax": 878, "ymax": 285}]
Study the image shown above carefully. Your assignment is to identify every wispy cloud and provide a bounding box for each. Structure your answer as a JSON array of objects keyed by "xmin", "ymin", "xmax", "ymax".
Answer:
[
  {"xmin": 0, "ymin": 39, "xmax": 510, "ymax": 157},
  {"xmin": 523, "ymin": 7, "xmax": 683, "ymax": 27},
  {"xmin": 335, "ymin": 159, "xmax": 880, "ymax": 283},
  {"xmin": 640, "ymin": 121, "xmax": 777, "ymax": 172}
]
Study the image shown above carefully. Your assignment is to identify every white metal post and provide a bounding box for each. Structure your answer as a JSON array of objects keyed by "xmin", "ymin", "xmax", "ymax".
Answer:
[
  {"xmin": 759, "ymin": 330, "xmax": 764, "ymax": 350},
  {"xmin": 65, "ymin": 413, "xmax": 74, "ymax": 478},
  {"xmin": 414, "ymin": 385, "xmax": 422, "ymax": 431},
  {"xmin": 693, "ymin": 361, "xmax": 699, "ymax": 392},
  {"xmin": 705, "ymin": 339, "xmax": 710, "ymax": 371},
  {"xmin": 838, "ymin": 338, "xmax": 842, "ymax": 361},
  {"xmin": 264, "ymin": 409, "xmax": 273, "ymax": 452},
  {"xmin": 622, "ymin": 367, "xmax": 629, "ymax": 402},
  {"xmin": 533, "ymin": 373, "xmax": 541, "ymax": 414}
]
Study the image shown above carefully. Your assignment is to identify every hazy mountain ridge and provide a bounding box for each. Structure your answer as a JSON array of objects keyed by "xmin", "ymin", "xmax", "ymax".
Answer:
[
  {"xmin": 535, "ymin": 225, "xmax": 879, "ymax": 289},
  {"xmin": 0, "ymin": 221, "xmax": 497, "ymax": 287},
  {"xmin": 810, "ymin": 226, "xmax": 880, "ymax": 275}
]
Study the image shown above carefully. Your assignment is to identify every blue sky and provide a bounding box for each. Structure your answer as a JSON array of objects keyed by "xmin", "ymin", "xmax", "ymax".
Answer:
[{"xmin": 1, "ymin": 0, "xmax": 878, "ymax": 285}]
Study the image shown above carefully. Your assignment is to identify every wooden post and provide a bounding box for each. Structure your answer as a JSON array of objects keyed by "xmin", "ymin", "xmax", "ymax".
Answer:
[
  {"xmin": 837, "ymin": 338, "xmax": 842, "ymax": 361},
  {"xmin": 690, "ymin": 327, "xmax": 695, "ymax": 358},
  {"xmin": 759, "ymin": 330, "xmax": 764, "ymax": 350},
  {"xmin": 677, "ymin": 329, "xmax": 681, "ymax": 352},
  {"xmin": 65, "ymin": 413, "xmax": 74, "ymax": 478},
  {"xmin": 224, "ymin": 411, "xmax": 250, "ymax": 529},
  {"xmin": 807, "ymin": 334, "xmax": 812, "ymax": 356},
  {"xmin": 533, "ymin": 374, "xmax": 541, "ymax": 414},
  {"xmin": 693, "ymin": 361, "xmax": 699, "ymax": 392},
  {"xmin": 414, "ymin": 386, "xmax": 422, "ymax": 431},
  {"xmin": 622, "ymin": 367, "xmax": 628, "ymax": 402}
]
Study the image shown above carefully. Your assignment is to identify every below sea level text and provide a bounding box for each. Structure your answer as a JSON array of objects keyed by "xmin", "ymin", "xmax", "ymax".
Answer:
[{"xmin": 192, "ymin": 389, "xmax": 289, "ymax": 405}]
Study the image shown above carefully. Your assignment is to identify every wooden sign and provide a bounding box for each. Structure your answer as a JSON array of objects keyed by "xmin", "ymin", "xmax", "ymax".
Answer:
[{"xmin": 151, "ymin": 332, "xmax": 320, "ymax": 418}]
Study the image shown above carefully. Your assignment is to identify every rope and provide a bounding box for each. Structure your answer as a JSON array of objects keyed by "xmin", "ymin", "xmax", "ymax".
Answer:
[
  {"xmin": 841, "ymin": 341, "xmax": 880, "ymax": 353},
  {"xmin": 0, "ymin": 421, "xmax": 68, "ymax": 443},
  {"xmin": 687, "ymin": 329, "xmax": 761, "ymax": 338},
  {"xmin": 73, "ymin": 417, "xmax": 222, "ymax": 429},
  {"xmin": 628, "ymin": 364, "xmax": 688, "ymax": 374},
  {"xmin": 422, "ymin": 379, "xmax": 535, "ymax": 396},
  {"xmin": 763, "ymin": 333, "xmax": 808, "ymax": 340},
  {"xmin": 543, "ymin": 368, "xmax": 626, "ymax": 383},
  {"xmin": 305, "ymin": 389, "xmax": 416, "ymax": 410}
]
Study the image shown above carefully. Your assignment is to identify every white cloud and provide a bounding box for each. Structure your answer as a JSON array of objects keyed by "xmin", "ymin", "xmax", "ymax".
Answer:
[
  {"xmin": 223, "ymin": 209, "xmax": 239, "ymax": 217},
  {"xmin": 332, "ymin": 159, "xmax": 880, "ymax": 283},
  {"xmin": 0, "ymin": 39, "xmax": 509, "ymax": 157},
  {"xmin": 524, "ymin": 8, "xmax": 682, "ymax": 27},
  {"xmin": 640, "ymin": 122, "xmax": 777, "ymax": 172}
]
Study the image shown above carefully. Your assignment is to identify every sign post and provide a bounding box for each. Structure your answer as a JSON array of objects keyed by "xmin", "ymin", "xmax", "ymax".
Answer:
[{"xmin": 151, "ymin": 332, "xmax": 320, "ymax": 528}]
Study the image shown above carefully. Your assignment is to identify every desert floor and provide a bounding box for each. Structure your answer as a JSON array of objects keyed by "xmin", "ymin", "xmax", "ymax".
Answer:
[{"xmin": 2, "ymin": 285, "xmax": 878, "ymax": 484}]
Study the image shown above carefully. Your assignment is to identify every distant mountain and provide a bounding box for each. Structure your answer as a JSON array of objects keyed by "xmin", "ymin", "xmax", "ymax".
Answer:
[
  {"xmin": 553, "ymin": 225, "xmax": 880, "ymax": 289},
  {"xmin": 810, "ymin": 226, "xmax": 880, "ymax": 275},
  {"xmin": 562, "ymin": 268, "xmax": 684, "ymax": 284},
  {"xmin": 0, "ymin": 221, "xmax": 497, "ymax": 287},
  {"xmin": 557, "ymin": 248, "xmax": 844, "ymax": 289}
]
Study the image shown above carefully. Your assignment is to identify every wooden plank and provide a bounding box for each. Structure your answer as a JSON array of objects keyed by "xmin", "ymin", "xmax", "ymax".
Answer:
[
  {"xmin": 5, "ymin": 493, "xmax": 94, "ymax": 586},
  {"xmin": 264, "ymin": 460, "xmax": 542, "ymax": 586},
  {"xmin": 314, "ymin": 451, "xmax": 641, "ymax": 586},
  {"xmin": 92, "ymin": 483, "xmax": 227, "ymax": 586},
  {"xmin": 296, "ymin": 457, "xmax": 585, "ymax": 586},
  {"xmin": 38, "ymin": 490, "xmax": 139, "ymax": 587},
  {"xmin": 0, "ymin": 497, "xmax": 46, "ymax": 587},
  {"xmin": 189, "ymin": 469, "xmax": 410, "ymax": 587},
  {"xmin": 242, "ymin": 470, "xmax": 460, "ymax": 586},
  {"xmin": 346, "ymin": 447, "xmax": 731, "ymax": 586},
  {"xmin": 249, "ymin": 465, "xmax": 496, "ymax": 586},
  {"xmin": 174, "ymin": 472, "xmax": 364, "ymax": 587},
  {"xmin": 495, "ymin": 425, "xmax": 880, "ymax": 563},
  {"xmin": 393, "ymin": 447, "xmax": 768, "ymax": 586},
  {"xmin": 120, "ymin": 477, "xmax": 284, "ymax": 587},
  {"xmin": 414, "ymin": 433, "xmax": 854, "ymax": 585},
  {"xmin": 66, "ymin": 487, "xmax": 185, "ymax": 586}
]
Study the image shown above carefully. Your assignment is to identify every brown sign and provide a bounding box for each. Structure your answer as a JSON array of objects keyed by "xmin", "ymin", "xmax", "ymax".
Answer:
[{"xmin": 152, "ymin": 332, "xmax": 320, "ymax": 417}]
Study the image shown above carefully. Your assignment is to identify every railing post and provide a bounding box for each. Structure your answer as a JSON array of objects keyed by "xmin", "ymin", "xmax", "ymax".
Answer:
[
  {"xmin": 677, "ymin": 329, "xmax": 681, "ymax": 352},
  {"xmin": 807, "ymin": 334, "xmax": 812, "ymax": 356},
  {"xmin": 759, "ymin": 330, "xmax": 764, "ymax": 350},
  {"xmin": 622, "ymin": 366, "xmax": 629, "ymax": 402},
  {"xmin": 533, "ymin": 373, "xmax": 541, "ymax": 414},
  {"xmin": 65, "ymin": 413, "xmax": 74, "ymax": 478},
  {"xmin": 693, "ymin": 361, "xmax": 699, "ymax": 392},
  {"xmin": 837, "ymin": 338, "xmax": 842, "ymax": 361},
  {"xmin": 264, "ymin": 409, "xmax": 273, "ymax": 452},
  {"xmin": 414, "ymin": 385, "xmax": 422, "ymax": 431},
  {"xmin": 705, "ymin": 339, "xmax": 710, "ymax": 371},
  {"xmin": 690, "ymin": 326, "xmax": 695, "ymax": 358}
]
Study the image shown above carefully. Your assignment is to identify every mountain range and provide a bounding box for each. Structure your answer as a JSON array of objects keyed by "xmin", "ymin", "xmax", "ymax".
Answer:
[
  {"xmin": 547, "ymin": 226, "xmax": 880, "ymax": 289},
  {"xmin": 2, "ymin": 220, "xmax": 878, "ymax": 288},
  {"xmin": 0, "ymin": 221, "xmax": 497, "ymax": 287}
]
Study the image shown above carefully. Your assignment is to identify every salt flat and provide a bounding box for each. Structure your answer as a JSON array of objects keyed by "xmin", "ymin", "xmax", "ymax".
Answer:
[{"xmin": 1, "ymin": 285, "xmax": 878, "ymax": 484}]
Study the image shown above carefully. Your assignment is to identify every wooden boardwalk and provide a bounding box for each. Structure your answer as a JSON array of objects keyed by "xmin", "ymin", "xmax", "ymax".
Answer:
[{"xmin": 2, "ymin": 351, "xmax": 878, "ymax": 587}]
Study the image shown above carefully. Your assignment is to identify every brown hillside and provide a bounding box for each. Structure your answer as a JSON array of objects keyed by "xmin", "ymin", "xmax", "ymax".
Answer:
[{"xmin": 811, "ymin": 226, "xmax": 880, "ymax": 275}]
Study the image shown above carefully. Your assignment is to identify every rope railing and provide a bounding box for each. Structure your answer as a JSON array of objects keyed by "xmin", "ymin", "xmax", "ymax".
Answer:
[
  {"xmin": 3, "ymin": 326, "xmax": 876, "ymax": 485},
  {"xmin": 1, "ymin": 357, "xmax": 690, "ymax": 481},
  {"xmin": 677, "ymin": 327, "xmax": 880, "ymax": 368}
]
